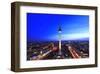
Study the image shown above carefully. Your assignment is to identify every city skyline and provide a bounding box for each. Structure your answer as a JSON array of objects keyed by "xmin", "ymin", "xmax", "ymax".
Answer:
[{"xmin": 27, "ymin": 13, "xmax": 89, "ymax": 41}]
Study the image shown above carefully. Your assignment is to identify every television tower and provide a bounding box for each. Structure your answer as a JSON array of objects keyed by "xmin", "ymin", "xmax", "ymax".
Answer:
[
  {"xmin": 54, "ymin": 25, "xmax": 64, "ymax": 59},
  {"xmin": 58, "ymin": 25, "xmax": 62, "ymax": 55}
]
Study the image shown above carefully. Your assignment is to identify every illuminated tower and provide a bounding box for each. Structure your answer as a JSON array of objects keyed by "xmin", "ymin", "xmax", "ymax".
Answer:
[
  {"xmin": 58, "ymin": 25, "xmax": 62, "ymax": 55},
  {"xmin": 54, "ymin": 25, "xmax": 64, "ymax": 59}
]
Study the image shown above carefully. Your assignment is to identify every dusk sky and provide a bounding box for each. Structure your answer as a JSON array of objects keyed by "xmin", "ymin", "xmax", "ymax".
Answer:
[{"xmin": 27, "ymin": 13, "xmax": 89, "ymax": 41}]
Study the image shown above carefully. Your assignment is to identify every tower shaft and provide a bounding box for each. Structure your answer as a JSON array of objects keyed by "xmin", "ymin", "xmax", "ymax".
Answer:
[{"xmin": 59, "ymin": 33, "xmax": 61, "ymax": 55}]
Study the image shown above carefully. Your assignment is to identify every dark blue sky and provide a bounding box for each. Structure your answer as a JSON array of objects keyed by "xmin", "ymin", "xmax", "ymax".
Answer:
[{"xmin": 27, "ymin": 13, "xmax": 89, "ymax": 41}]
